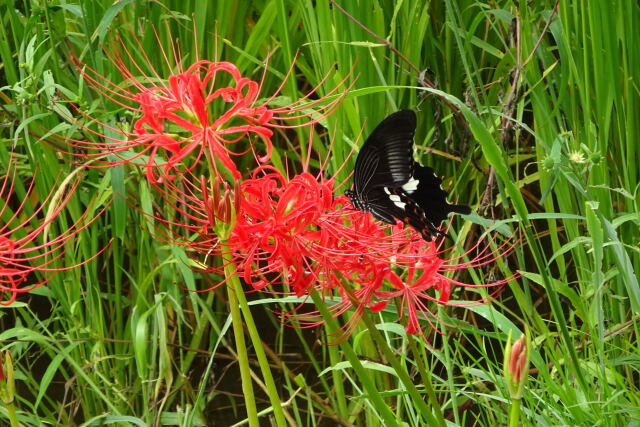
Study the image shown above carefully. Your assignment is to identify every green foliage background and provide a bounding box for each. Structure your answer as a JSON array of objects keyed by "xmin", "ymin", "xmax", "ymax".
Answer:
[{"xmin": 0, "ymin": 0, "xmax": 639, "ymax": 425}]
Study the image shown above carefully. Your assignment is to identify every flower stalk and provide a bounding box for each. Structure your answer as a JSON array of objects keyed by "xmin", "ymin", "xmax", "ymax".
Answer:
[
  {"xmin": 217, "ymin": 180, "xmax": 287, "ymax": 427},
  {"xmin": 223, "ymin": 247, "xmax": 260, "ymax": 427},
  {"xmin": 309, "ymin": 290, "xmax": 400, "ymax": 426},
  {"xmin": 344, "ymin": 285, "xmax": 444, "ymax": 427},
  {"xmin": 221, "ymin": 240, "xmax": 288, "ymax": 427}
]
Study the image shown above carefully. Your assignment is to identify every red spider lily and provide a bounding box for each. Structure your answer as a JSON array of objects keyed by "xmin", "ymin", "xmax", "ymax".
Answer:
[
  {"xmin": 366, "ymin": 233, "xmax": 515, "ymax": 336},
  {"xmin": 287, "ymin": 230, "xmax": 517, "ymax": 340},
  {"xmin": 0, "ymin": 162, "xmax": 99, "ymax": 305},
  {"xmin": 51, "ymin": 33, "xmax": 350, "ymax": 183},
  {"xmin": 230, "ymin": 167, "xmax": 337, "ymax": 294},
  {"xmin": 223, "ymin": 167, "xmax": 517, "ymax": 339}
]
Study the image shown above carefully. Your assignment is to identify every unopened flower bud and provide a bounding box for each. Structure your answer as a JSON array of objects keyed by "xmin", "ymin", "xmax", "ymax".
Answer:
[
  {"xmin": 504, "ymin": 329, "xmax": 530, "ymax": 399},
  {"xmin": 509, "ymin": 337, "xmax": 527, "ymax": 383},
  {"xmin": 0, "ymin": 351, "xmax": 15, "ymax": 405}
]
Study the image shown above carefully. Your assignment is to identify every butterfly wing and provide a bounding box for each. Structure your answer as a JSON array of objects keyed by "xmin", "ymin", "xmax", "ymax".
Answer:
[
  {"xmin": 406, "ymin": 163, "xmax": 471, "ymax": 227},
  {"xmin": 353, "ymin": 110, "xmax": 417, "ymax": 194},
  {"xmin": 364, "ymin": 186, "xmax": 446, "ymax": 241},
  {"xmin": 361, "ymin": 187, "xmax": 405, "ymax": 224}
]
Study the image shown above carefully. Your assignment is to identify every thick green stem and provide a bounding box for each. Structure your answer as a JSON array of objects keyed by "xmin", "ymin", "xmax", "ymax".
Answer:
[
  {"xmin": 336, "ymin": 281, "xmax": 444, "ymax": 426},
  {"xmin": 508, "ymin": 398, "xmax": 522, "ymax": 427},
  {"xmin": 222, "ymin": 243, "xmax": 287, "ymax": 427},
  {"xmin": 224, "ymin": 251, "xmax": 259, "ymax": 427},
  {"xmin": 5, "ymin": 403, "xmax": 18, "ymax": 427}
]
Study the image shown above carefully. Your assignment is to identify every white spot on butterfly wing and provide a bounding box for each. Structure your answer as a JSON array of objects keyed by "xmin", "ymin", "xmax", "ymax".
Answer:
[
  {"xmin": 389, "ymin": 194, "xmax": 406, "ymax": 209},
  {"xmin": 401, "ymin": 177, "xmax": 419, "ymax": 194}
]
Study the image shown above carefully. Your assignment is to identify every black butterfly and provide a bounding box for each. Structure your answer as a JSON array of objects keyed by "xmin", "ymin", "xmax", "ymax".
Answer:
[{"xmin": 344, "ymin": 109, "xmax": 471, "ymax": 241}]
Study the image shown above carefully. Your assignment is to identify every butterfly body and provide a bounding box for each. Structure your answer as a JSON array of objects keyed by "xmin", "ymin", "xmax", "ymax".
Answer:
[{"xmin": 345, "ymin": 110, "xmax": 470, "ymax": 241}]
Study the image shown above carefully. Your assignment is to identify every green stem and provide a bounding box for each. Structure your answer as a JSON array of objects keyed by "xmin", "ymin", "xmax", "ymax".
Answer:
[
  {"xmin": 224, "ymin": 250, "xmax": 259, "ymax": 427},
  {"xmin": 222, "ymin": 242, "xmax": 287, "ymax": 427},
  {"xmin": 310, "ymin": 291, "xmax": 400, "ymax": 427},
  {"xmin": 5, "ymin": 403, "xmax": 18, "ymax": 427},
  {"xmin": 357, "ymin": 310, "xmax": 443, "ymax": 427},
  {"xmin": 508, "ymin": 398, "xmax": 522, "ymax": 427},
  {"xmin": 327, "ymin": 334, "xmax": 348, "ymax": 418},
  {"xmin": 407, "ymin": 335, "xmax": 445, "ymax": 426},
  {"xmin": 336, "ymin": 280, "xmax": 443, "ymax": 426}
]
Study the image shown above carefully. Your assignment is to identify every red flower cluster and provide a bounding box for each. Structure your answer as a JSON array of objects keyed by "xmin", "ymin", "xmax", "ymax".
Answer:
[
  {"xmin": 172, "ymin": 166, "xmax": 514, "ymax": 338},
  {"xmin": 0, "ymin": 163, "xmax": 94, "ymax": 305},
  {"xmin": 53, "ymin": 38, "xmax": 348, "ymax": 184}
]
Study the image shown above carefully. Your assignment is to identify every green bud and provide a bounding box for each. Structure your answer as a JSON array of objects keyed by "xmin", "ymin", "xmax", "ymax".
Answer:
[{"xmin": 541, "ymin": 155, "xmax": 557, "ymax": 172}]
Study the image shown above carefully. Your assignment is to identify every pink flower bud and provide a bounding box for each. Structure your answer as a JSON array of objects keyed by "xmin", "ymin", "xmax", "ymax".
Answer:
[{"xmin": 504, "ymin": 330, "xmax": 530, "ymax": 399}]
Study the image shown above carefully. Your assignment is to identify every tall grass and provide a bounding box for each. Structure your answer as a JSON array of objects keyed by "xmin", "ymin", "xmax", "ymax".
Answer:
[{"xmin": 0, "ymin": 0, "xmax": 638, "ymax": 425}]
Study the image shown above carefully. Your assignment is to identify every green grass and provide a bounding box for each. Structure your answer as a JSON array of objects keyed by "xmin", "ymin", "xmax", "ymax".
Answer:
[{"xmin": 1, "ymin": 0, "xmax": 639, "ymax": 426}]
